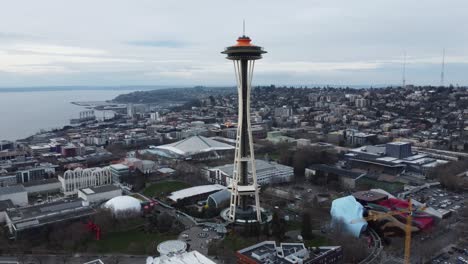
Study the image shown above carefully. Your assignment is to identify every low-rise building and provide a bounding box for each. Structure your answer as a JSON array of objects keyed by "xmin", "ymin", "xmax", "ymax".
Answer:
[
  {"xmin": 206, "ymin": 160, "xmax": 294, "ymax": 186},
  {"xmin": 23, "ymin": 178, "xmax": 61, "ymax": 195},
  {"xmin": 237, "ymin": 241, "xmax": 343, "ymax": 264},
  {"xmin": 77, "ymin": 185, "xmax": 122, "ymax": 204},
  {"xmin": 59, "ymin": 167, "xmax": 112, "ymax": 195},
  {"xmin": 0, "ymin": 174, "xmax": 17, "ymax": 187},
  {"xmin": 0, "ymin": 185, "xmax": 28, "ymax": 206},
  {"xmin": 4, "ymin": 198, "xmax": 95, "ymax": 239},
  {"xmin": 306, "ymin": 164, "xmax": 366, "ymax": 189},
  {"xmin": 168, "ymin": 184, "xmax": 226, "ymax": 205},
  {"xmin": 109, "ymin": 164, "xmax": 130, "ymax": 183},
  {"xmin": 16, "ymin": 166, "xmax": 51, "ymax": 183}
]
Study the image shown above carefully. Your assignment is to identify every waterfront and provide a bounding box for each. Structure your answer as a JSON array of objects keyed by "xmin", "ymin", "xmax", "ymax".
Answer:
[{"xmin": 0, "ymin": 89, "xmax": 135, "ymax": 141}]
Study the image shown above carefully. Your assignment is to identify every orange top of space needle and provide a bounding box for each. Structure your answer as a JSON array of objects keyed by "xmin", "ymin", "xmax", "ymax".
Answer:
[
  {"xmin": 235, "ymin": 36, "xmax": 253, "ymax": 47},
  {"xmin": 221, "ymin": 21, "xmax": 266, "ymax": 60}
]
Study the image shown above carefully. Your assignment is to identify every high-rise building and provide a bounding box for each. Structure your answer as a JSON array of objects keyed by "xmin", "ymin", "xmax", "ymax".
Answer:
[
  {"xmin": 222, "ymin": 32, "xmax": 266, "ymax": 223},
  {"xmin": 355, "ymin": 98, "xmax": 369, "ymax": 108},
  {"xmin": 127, "ymin": 103, "xmax": 135, "ymax": 118}
]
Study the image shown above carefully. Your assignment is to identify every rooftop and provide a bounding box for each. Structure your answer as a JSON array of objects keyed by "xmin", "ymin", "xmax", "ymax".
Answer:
[
  {"xmin": 110, "ymin": 164, "xmax": 129, "ymax": 170},
  {"xmin": 168, "ymin": 184, "xmax": 226, "ymax": 202},
  {"xmin": 155, "ymin": 135, "xmax": 234, "ymax": 156},
  {"xmin": 7, "ymin": 198, "xmax": 96, "ymax": 231},
  {"xmin": 308, "ymin": 164, "xmax": 365, "ymax": 179},
  {"xmin": 211, "ymin": 159, "xmax": 293, "ymax": 178},
  {"xmin": 23, "ymin": 178, "xmax": 60, "ymax": 187},
  {"xmin": 151, "ymin": 250, "xmax": 216, "ymax": 264},
  {"xmin": 238, "ymin": 241, "xmax": 342, "ymax": 264},
  {"xmin": 0, "ymin": 185, "xmax": 26, "ymax": 196},
  {"xmin": 353, "ymin": 190, "xmax": 388, "ymax": 203},
  {"xmin": 0, "ymin": 199, "xmax": 14, "ymax": 211},
  {"xmin": 79, "ymin": 184, "xmax": 120, "ymax": 195}
]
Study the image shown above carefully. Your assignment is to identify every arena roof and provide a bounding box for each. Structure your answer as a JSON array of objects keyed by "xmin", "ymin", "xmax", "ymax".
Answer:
[
  {"xmin": 155, "ymin": 135, "xmax": 234, "ymax": 157},
  {"xmin": 168, "ymin": 184, "xmax": 226, "ymax": 202}
]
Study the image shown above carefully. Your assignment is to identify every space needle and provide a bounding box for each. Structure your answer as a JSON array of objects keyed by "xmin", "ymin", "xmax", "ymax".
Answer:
[{"xmin": 221, "ymin": 26, "xmax": 266, "ymax": 223}]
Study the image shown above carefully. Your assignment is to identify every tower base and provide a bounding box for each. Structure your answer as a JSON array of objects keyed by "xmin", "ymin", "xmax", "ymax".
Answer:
[{"xmin": 220, "ymin": 206, "xmax": 272, "ymax": 225}]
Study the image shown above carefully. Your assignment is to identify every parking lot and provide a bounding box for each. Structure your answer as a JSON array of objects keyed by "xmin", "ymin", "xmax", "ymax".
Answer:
[
  {"xmin": 431, "ymin": 245, "xmax": 468, "ymax": 264},
  {"xmin": 409, "ymin": 187, "xmax": 467, "ymax": 217}
]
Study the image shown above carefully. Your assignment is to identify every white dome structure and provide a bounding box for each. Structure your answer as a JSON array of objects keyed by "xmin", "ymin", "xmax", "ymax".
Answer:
[
  {"xmin": 104, "ymin": 196, "xmax": 141, "ymax": 216},
  {"xmin": 157, "ymin": 240, "xmax": 187, "ymax": 256}
]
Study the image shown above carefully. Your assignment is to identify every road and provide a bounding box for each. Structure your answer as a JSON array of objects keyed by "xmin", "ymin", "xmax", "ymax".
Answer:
[{"xmin": 178, "ymin": 226, "xmax": 219, "ymax": 256}]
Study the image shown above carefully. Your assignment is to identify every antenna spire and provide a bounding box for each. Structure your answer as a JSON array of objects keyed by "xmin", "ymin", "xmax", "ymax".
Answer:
[
  {"xmin": 402, "ymin": 51, "xmax": 406, "ymax": 88},
  {"xmin": 243, "ymin": 19, "xmax": 245, "ymax": 36},
  {"xmin": 441, "ymin": 48, "xmax": 445, "ymax": 87}
]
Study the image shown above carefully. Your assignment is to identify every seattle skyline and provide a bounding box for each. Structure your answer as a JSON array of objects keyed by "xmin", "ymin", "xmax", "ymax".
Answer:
[{"xmin": 1, "ymin": 0, "xmax": 468, "ymax": 87}]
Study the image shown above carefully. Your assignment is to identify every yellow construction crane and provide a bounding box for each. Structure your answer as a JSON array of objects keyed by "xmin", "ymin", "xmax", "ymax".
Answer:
[{"xmin": 351, "ymin": 199, "xmax": 427, "ymax": 264}]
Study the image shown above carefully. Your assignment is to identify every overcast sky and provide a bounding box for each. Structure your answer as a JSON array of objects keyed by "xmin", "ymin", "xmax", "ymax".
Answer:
[{"xmin": 0, "ymin": 0, "xmax": 467, "ymax": 87}]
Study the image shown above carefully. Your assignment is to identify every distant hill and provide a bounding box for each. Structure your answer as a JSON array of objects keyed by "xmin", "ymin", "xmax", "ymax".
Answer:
[{"xmin": 112, "ymin": 86, "xmax": 235, "ymax": 104}]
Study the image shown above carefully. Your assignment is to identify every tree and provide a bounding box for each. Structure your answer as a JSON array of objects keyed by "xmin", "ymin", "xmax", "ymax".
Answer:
[
  {"xmin": 301, "ymin": 212, "xmax": 313, "ymax": 240},
  {"xmin": 328, "ymin": 220, "xmax": 369, "ymax": 263},
  {"xmin": 157, "ymin": 212, "xmax": 174, "ymax": 233},
  {"xmin": 253, "ymin": 222, "xmax": 261, "ymax": 240},
  {"xmin": 271, "ymin": 211, "xmax": 286, "ymax": 240},
  {"xmin": 147, "ymin": 210, "xmax": 159, "ymax": 233},
  {"xmin": 263, "ymin": 222, "xmax": 271, "ymax": 238}
]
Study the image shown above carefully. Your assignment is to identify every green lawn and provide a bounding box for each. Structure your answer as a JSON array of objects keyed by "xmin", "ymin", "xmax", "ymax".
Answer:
[
  {"xmin": 143, "ymin": 180, "xmax": 192, "ymax": 198},
  {"xmin": 88, "ymin": 229, "xmax": 177, "ymax": 254},
  {"xmin": 357, "ymin": 177, "xmax": 404, "ymax": 193},
  {"xmin": 304, "ymin": 235, "xmax": 328, "ymax": 247},
  {"xmin": 286, "ymin": 220, "xmax": 301, "ymax": 231},
  {"xmin": 221, "ymin": 234, "xmax": 258, "ymax": 251}
]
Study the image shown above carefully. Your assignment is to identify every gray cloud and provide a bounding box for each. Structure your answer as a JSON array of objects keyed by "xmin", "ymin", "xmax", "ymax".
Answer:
[
  {"xmin": 0, "ymin": 0, "xmax": 467, "ymax": 87},
  {"xmin": 126, "ymin": 40, "xmax": 189, "ymax": 48}
]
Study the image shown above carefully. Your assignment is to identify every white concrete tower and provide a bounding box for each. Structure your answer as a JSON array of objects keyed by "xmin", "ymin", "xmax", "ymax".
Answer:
[{"xmin": 222, "ymin": 32, "xmax": 266, "ymax": 223}]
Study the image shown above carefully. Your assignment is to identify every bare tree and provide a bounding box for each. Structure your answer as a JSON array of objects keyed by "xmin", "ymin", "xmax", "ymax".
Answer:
[{"xmin": 328, "ymin": 220, "xmax": 370, "ymax": 263}]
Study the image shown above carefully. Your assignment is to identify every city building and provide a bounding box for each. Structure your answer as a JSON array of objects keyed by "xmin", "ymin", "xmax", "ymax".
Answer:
[
  {"xmin": 0, "ymin": 150, "xmax": 27, "ymax": 161},
  {"xmin": 345, "ymin": 142, "xmax": 447, "ymax": 176},
  {"xmin": 4, "ymin": 198, "xmax": 95, "ymax": 239},
  {"xmin": 345, "ymin": 130, "xmax": 376, "ymax": 146},
  {"xmin": 266, "ymin": 131, "xmax": 296, "ymax": 143},
  {"xmin": 206, "ymin": 159, "xmax": 294, "ymax": 187},
  {"xmin": 109, "ymin": 164, "xmax": 130, "ymax": 183},
  {"xmin": 77, "ymin": 185, "xmax": 122, "ymax": 204},
  {"xmin": 306, "ymin": 164, "xmax": 366, "ymax": 189},
  {"xmin": 167, "ymin": 184, "xmax": 226, "ymax": 205},
  {"xmin": 206, "ymin": 189, "xmax": 231, "ymax": 208},
  {"xmin": 16, "ymin": 165, "xmax": 55, "ymax": 183},
  {"xmin": 274, "ymin": 106, "xmax": 293, "ymax": 118},
  {"xmin": 23, "ymin": 178, "xmax": 61, "ymax": 195},
  {"xmin": 237, "ymin": 241, "xmax": 343, "ymax": 264},
  {"xmin": 385, "ymin": 142, "xmax": 412, "ymax": 159},
  {"xmin": 0, "ymin": 174, "xmax": 17, "ymax": 187},
  {"xmin": 0, "ymin": 185, "xmax": 28, "ymax": 206},
  {"xmin": 0, "ymin": 140, "xmax": 14, "ymax": 151},
  {"xmin": 355, "ymin": 98, "xmax": 370, "ymax": 108},
  {"xmin": 59, "ymin": 167, "xmax": 112, "ymax": 195}
]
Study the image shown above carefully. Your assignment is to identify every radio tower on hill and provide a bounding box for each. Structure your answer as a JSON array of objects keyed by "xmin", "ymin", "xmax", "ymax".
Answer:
[
  {"xmin": 222, "ymin": 26, "xmax": 266, "ymax": 223},
  {"xmin": 440, "ymin": 48, "xmax": 445, "ymax": 87},
  {"xmin": 402, "ymin": 51, "xmax": 407, "ymax": 88}
]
